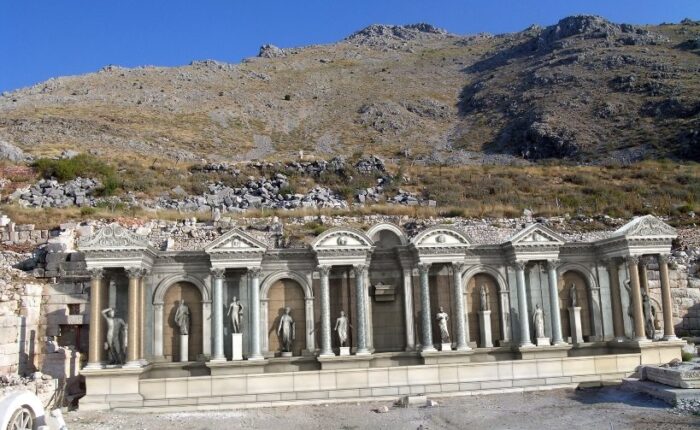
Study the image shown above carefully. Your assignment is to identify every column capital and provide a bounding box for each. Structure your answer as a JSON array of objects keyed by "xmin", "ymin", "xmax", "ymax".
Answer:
[
  {"xmin": 88, "ymin": 268, "xmax": 104, "ymax": 280},
  {"xmin": 210, "ymin": 268, "xmax": 226, "ymax": 279},
  {"xmin": 657, "ymin": 254, "xmax": 670, "ymax": 264},
  {"xmin": 545, "ymin": 259, "xmax": 560, "ymax": 271},
  {"xmin": 451, "ymin": 261, "xmax": 467, "ymax": 274},
  {"xmin": 417, "ymin": 262, "xmax": 431, "ymax": 274},
  {"xmin": 125, "ymin": 266, "xmax": 143, "ymax": 279},
  {"xmin": 624, "ymin": 255, "xmax": 640, "ymax": 265},
  {"xmin": 513, "ymin": 260, "xmax": 527, "ymax": 271},
  {"xmin": 352, "ymin": 264, "xmax": 367, "ymax": 277},
  {"xmin": 247, "ymin": 266, "xmax": 263, "ymax": 277},
  {"xmin": 317, "ymin": 265, "xmax": 332, "ymax": 277}
]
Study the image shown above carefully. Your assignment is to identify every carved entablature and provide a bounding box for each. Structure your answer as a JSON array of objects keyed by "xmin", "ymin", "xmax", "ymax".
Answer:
[
  {"xmin": 78, "ymin": 223, "xmax": 151, "ymax": 251},
  {"xmin": 205, "ymin": 228, "xmax": 267, "ymax": 268},
  {"xmin": 596, "ymin": 215, "xmax": 677, "ymax": 258},
  {"xmin": 311, "ymin": 227, "xmax": 374, "ymax": 266},
  {"xmin": 410, "ymin": 225, "xmax": 471, "ymax": 263},
  {"xmin": 503, "ymin": 223, "xmax": 565, "ymax": 261},
  {"xmin": 78, "ymin": 223, "xmax": 156, "ymax": 269}
]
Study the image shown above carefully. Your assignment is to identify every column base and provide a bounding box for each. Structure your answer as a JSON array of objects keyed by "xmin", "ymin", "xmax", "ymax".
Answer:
[
  {"xmin": 83, "ymin": 362, "xmax": 105, "ymax": 370},
  {"xmin": 552, "ymin": 340, "xmax": 569, "ymax": 346},
  {"xmin": 248, "ymin": 354, "xmax": 265, "ymax": 361},
  {"xmin": 356, "ymin": 349, "xmax": 371, "ymax": 356},
  {"xmin": 663, "ymin": 335, "xmax": 679, "ymax": 341},
  {"xmin": 210, "ymin": 356, "xmax": 227, "ymax": 363},
  {"xmin": 123, "ymin": 360, "xmax": 143, "ymax": 368},
  {"xmin": 456, "ymin": 345, "xmax": 472, "ymax": 352},
  {"xmin": 519, "ymin": 342, "xmax": 535, "ymax": 348},
  {"xmin": 318, "ymin": 352, "xmax": 335, "ymax": 358}
]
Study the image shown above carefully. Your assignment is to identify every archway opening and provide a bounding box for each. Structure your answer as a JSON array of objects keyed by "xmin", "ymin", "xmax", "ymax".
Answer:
[
  {"xmin": 163, "ymin": 281, "xmax": 203, "ymax": 362},
  {"xmin": 559, "ymin": 271, "xmax": 592, "ymax": 341},
  {"xmin": 267, "ymin": 278, "xmax": 306, "ymax": 356},
  {"xmin": 466, "ymin": 273, "xmax": 501, "ymax": 346}
]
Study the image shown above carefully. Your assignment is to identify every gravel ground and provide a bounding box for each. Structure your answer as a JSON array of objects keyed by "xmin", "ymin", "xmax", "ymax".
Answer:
[{"xmin": 65, "ymin": 387, "xmax": 699, "ymax": 430}]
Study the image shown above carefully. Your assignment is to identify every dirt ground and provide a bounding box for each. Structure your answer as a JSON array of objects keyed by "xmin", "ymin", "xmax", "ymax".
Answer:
[{"xmin": 65, "ymin": 387, "xmax": 699, "ymax": 430}]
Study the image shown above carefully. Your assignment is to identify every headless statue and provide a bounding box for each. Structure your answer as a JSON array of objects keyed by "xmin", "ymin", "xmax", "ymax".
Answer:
[{"xmin": 102, "ymin": 307, "xmax": 127, "ymax": 365}]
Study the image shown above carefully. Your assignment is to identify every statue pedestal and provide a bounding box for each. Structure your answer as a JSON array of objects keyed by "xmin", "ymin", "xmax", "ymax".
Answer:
[
  {"xmin": 536, "ymin": 337, "xmax": 551, "ymax": 347},
  {"xmin": 479, "ymin": 310, "xmax": 493, "ymax": 348},
  {"xmin": 569, "ymin": 306, "xmax": 583, "ymax": 345},
  {"xmin": 281, "ymin": 351, "xmax": 293, "ymax": 358},
  {"xmin": 179, "ymin": 334, "xmax": 188, "ymax": 362},
  {"xmin": 441, "ymin": 343, "xmax": 452, "ymax": 352},
  {"xmin": 231, "ymin": 333, "xmax": 243, "ymax": 361},
  {"xmin": 339, "ymin": 347, "xmax": 350, "ymax": 356}
]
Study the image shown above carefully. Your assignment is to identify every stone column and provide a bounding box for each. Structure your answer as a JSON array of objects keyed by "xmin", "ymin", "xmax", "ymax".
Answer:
[
  {"xmin": 86, "ymin": 268, "xmax": 105, "ymax": 369},
  {"xmin": 125, "ymin": 267, "xmax": 142, "ymax": 366},
  {"xmin": 139, "ymin": 269, "xmax": 148, "ymax": 364},
  {"xmin": 626, "ymin": 256, "xmax": 647, "ymax": 341},
  {"xmin": 353, "ymin": 264, "xmax": 369, "ymax": 355},
  {"xmin": 638, "ymin": 259, "xmax": 650, "ymax": 294},
  {"xmin": 210, "ymin": 268, "xmax": 226, "ymax": 361},
  {"xmin": 248, "ymin": 267, "xmax": 264, "ymax": 360},
  {"xmin": 452, "ymin": 262, "xmax": 470, "ymax": 351},
  {"xmin": 606, "ymin": 258, "xmax": 626, "ymax": 340},
  {"xmin": 418, "ymin": 262, "xmax": 436, "ymax": 352},
  {"xmin": 318, "ymin": 265, "xmax": 333, "ymax": 356},
  {"xmin": 515, "ymin": 261, "xmax": 533, "ymax": 347},
  {"xmin": 546, "ymin": 260, "xmax": 565, "ymax": 345},
  {"xmin": 658, "ymin": 254, "xmax": 677, "ymax": 341},
  {"xmin": 153, "ymin": 303, "xmax": 164, "ymax": 359},
  {"xmin": 402, "ymin": 266, "xmax": 416, "ymax": 351}
]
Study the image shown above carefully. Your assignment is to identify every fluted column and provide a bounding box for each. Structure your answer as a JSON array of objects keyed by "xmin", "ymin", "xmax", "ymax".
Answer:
[
  {"xmin": 658, "ymin": 254, "xmax": 677, "ymax": 340},
  {"xmin": 515, "ymin": 261, "xmax": 533, "ymax": 347},
  {"xmin": 418, "ymin": 262, "xmax": 436, "ymax": 352},
  {"xmin": 452, "ymin": 262, "xmax": 470, "ymax": 351},
  {"xmin": 248, "ymin": 266, "xmax": 263, "ymax": 360},
  {"xmin": 138, "ymin": 269, "xmax": 149, "ymax": 363},
  {"xmin": 210, "ymin": 268, "xmax": 226, "ymax": 361},
  {"xmin": 353, "ymin": 264, "xmax": 369, "ymax": 354},
  {"xmin": 86, "ymin": 268, "xmax": 105, "ymax": 369},
  {"xmin": 125, "ymin": 267, "xmax": 143, "ymax": 366},
  {"xmin": 606, "ymin": 258, "xmax": 626, "ymax": 340},
  {"xmin": 318, "ymin": 265, "xmax": 333, "ymax": 356},
  {"xmin": 546, "ymin": 260, "xmax": 565, "ymax": 345},
  {"xmin": 626, "ymin": 256, "xmax": 646, "ymax": 341}
]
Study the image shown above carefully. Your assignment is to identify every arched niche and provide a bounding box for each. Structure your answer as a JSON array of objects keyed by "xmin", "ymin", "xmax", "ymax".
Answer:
[
  {"xmin": 366, "ymin": 223, "xmax": 408, "ymax": 250},
  {"xmin": 152, "ymin": 274, "xmax": 210, "ymax": 360},
  {"xmin": 560, "ymin": 270, "xmax": 593, "ymax": 341},
  {"xmin": 466, "ymin": 273, "xmax": 502, "ymax": 346},
  {"xmin": 162, "ymin": 282, "xmax": 203, "ymax": 361},
  {"xmin": 265, "ymin": 278, "xmax": 307, "ymax": 356}
]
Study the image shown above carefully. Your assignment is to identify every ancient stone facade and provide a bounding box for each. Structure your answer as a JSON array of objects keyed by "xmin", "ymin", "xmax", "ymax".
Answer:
[{"xmin": 69, "ymin": 215, "xmax": 691, "ymax": 410}]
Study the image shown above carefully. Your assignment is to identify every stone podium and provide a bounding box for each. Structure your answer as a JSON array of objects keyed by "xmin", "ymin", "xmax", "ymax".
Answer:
[
  {"xmin": 339, "ymin": 347, "xmax": 350, "ymax": 356},
  {"xmin": 179, "ymin": 335, "xmax": 188, "ymax": 362},
  {"xmin": 231, "ymin": 333, "xmax": 243, "ymax": 361},
  {"xmin": 479, "ymin": 310, "xmax": 493, "ymax": 348},
  {"xmin": 441, "ymin": 342, "xmax": 452, "ymax": 352},
  {"xmin": 569, "ymin": 307, "xmax": 583, "ymax": 345}
]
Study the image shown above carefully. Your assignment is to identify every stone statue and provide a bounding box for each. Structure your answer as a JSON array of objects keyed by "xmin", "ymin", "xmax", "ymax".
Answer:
[
  {"xmin": 174, "ymin": 301, "xmax": 190, "ymax": 335},
  {"xmin": 642, "ymin": 290, "xmax": 655, "ymax": 339},
  {"xmin": 277, "ymin": 307, "xmax": 295, "ymax": 353},
  {"xmin": 479, "ymin": 284, "xmax": 489, "ymax": 311},
  {"xmin": 271, "ymin": 216, "xmax": 284, "ymax": 248},
  {"xmin": 533, "ymin": 304, "xmax": 545, "ymax": 339},
  {"xmin": 334, "ymin": 310, "xmax": 352, "ymax": 347},
  {"xmin": 101, "ymin": 307, "xmax": 127, "ymax": 365},
  {"xmin": 227, "ymin": 296, "xmax": 243, "ymax": 334},
  {"xmin": 569, "ymin": 283, "xmax": 578, "ymax": 308},
  {"xmin": 436, "ymin": 307, "xmax": 450, "ymax": 343}
]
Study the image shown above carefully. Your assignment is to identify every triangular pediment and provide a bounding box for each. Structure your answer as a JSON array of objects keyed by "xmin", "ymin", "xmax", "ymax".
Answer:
[
  {"xmin": 205, "ymin": 228, "xmax": 268, "ymax": 253},
  {"xmin": 611, "ymin": 215, "xmax": 677, "ymax": 239},
  {"xmin": 411, "ymin": 225, "xmax": 471, "ymax": 248},
  {"xmin": 311, "ymin": 227, "xmax": 373, "ymax": 250},
  {"xmin": 507, "ymin": 224, "xmax": 565, "ymax": 246},
  {"xmin": 78, "ymin": 223, "xmax": 150, "ymax": 251}
]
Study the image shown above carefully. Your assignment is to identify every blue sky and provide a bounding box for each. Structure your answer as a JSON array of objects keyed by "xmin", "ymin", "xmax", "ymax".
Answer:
[{"xmin": 1, "ymin": 0, "xmax": 698, "ymax": 92}]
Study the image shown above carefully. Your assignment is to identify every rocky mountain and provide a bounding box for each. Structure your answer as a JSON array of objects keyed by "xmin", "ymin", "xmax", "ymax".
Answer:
[{"xmin": 0, "ymin": 15, "xmax": 699, "ymax": 165}]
